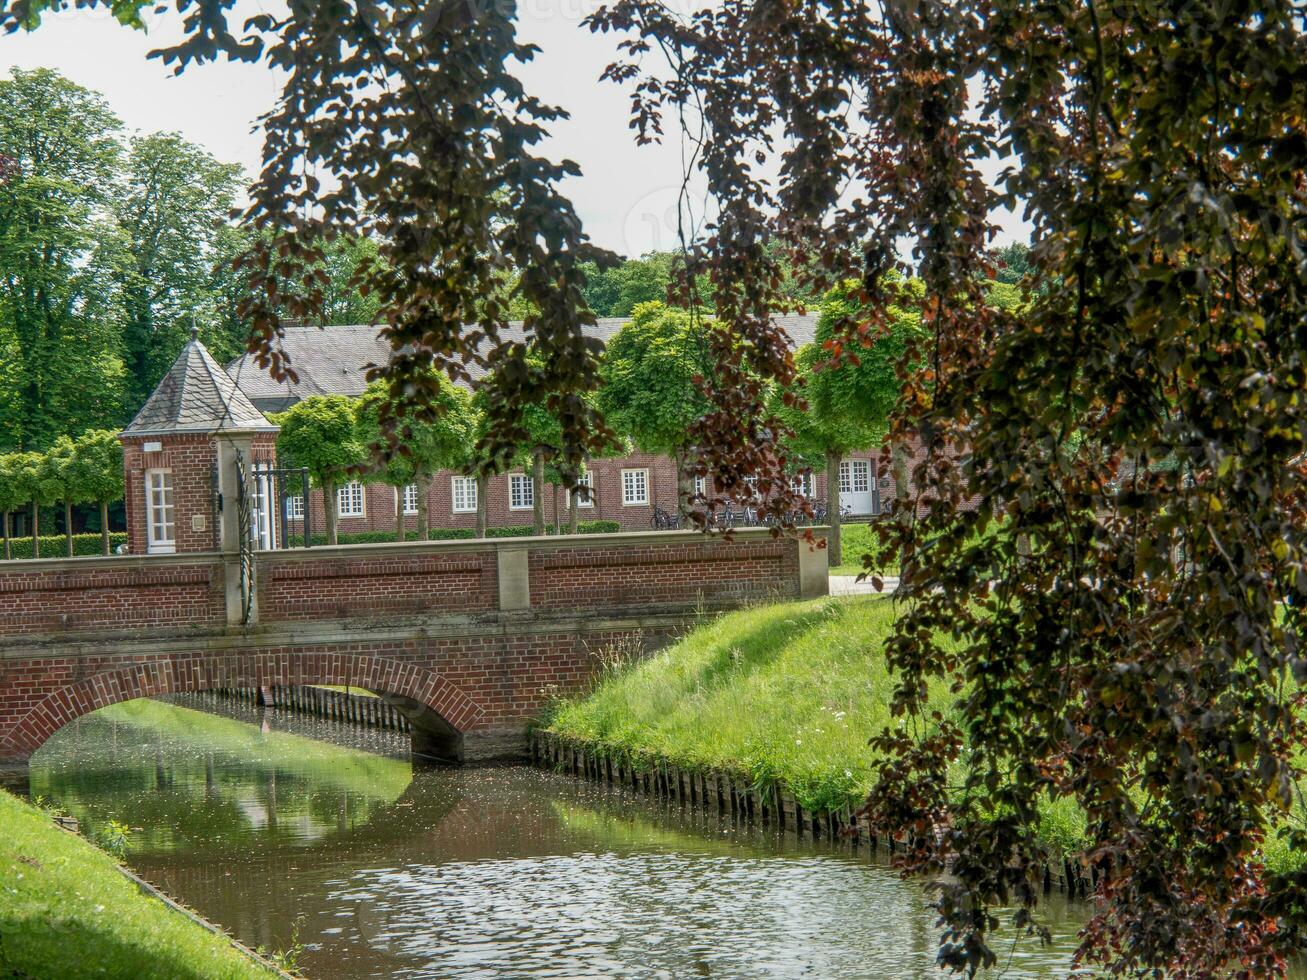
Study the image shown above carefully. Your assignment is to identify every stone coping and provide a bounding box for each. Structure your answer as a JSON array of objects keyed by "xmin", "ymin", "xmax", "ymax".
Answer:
[{"xmin": 0, "ymin": 526, "xmax": 827, "ymax": 573}]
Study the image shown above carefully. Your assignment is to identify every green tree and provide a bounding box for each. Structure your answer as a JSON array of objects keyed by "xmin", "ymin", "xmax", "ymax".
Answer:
[
  {"xmin": 68, "ymin": 429, "xmax": 124, "ymax": 555},
  {"xmin": 581, "ymin": 253, "xmax": 673, "ymax": 318},
  {"xmin": 597, "ymin": 302, "xmax": 711, "ymax": 518},
  {"xmin": 272, "ymin": 395, "xmax": 366, "ymax": 546},
  {"xmin": 0, "ymin": 68, "xmax": 127, "ymax": 450},
  {"xmin": 774, "ymin": 279, "xmax": 923, "ymax": 566},
  {"xmin": 355, "ymin": 373, "xmax": 475, "ymax": 540},
  {"xmin": 114, "ymin": 131, "xmax": 242, "ymax": 410},
  {"xmin": 9, "ymin": 449, "xmax": 62, "ymax": 558},
  {"xmin": 991, "ymin": 241, "xmax": 1031, "ymax": 285},
  {"xmin": 0, "ymin": 451, "xmax": 21, "ymax": 559}
]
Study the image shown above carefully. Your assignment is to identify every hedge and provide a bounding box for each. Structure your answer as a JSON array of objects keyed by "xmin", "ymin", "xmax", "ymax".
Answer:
[
  {"xmin": 0, "ymin": 532, "xmax": 128, "ymax": 560},
  {"xmin": 308, "ymin": 521, "xmax": 622, "ymax": 547}
]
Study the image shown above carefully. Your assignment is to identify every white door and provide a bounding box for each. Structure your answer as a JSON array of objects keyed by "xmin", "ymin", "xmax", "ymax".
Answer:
[{"xmin": 838, "ymin": 459, "xmax": 873, "ymax": 515}]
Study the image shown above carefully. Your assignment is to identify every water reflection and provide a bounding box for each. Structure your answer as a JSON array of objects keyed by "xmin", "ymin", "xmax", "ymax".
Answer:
[{"xmin": 32, "ymin": 696, "xmax": 1093, "ymax": 978}]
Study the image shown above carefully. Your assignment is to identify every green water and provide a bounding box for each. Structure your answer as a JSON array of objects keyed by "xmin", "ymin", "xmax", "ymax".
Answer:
[{"xmin": 30, "ymin": 696, "xmax": 1097, "ymax": 978}]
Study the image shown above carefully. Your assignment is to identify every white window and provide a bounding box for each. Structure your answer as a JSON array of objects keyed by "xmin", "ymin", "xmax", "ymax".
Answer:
[
  {"xmin": 790, "ymin": 472, "xmax": 814, "ymax": 498},
  {"xmin": 337, "ymin": 481, "xmax": 365, "ymax": 518},
  {"xmin": 509, "ymin": 473, "xmax": 534, "ymax": 510},
  {"xmin": 452, "ymin": 475, "xmax": 478, "ymax": 514},
  {"xmin": 693, "ymin": 475, "xmax": 707, "ymax": 498},
  {"xmin": 621, "ymin": 468, "xmax": 649, "ymax": 506},
  {"xmin": 285, "ymin": 495, "xmax": 305, "ymax": 520},
  {"xmin": 399, "ymin": 484, "xmax": 419, "ymax": 515},
  {"xmin": 573, "ymin": 470, "xmax": 594, "ymax": 508},
  {"xmin": 249, "ymin": 468, "xmax": 276, "ymax": 550},
  {"xmin": 839, "ymin": 459, "xmax": 870, "ymax": 494},
  {"xmin": 145, "ymin": 470, "xmax": 175, "ymax": 554}
]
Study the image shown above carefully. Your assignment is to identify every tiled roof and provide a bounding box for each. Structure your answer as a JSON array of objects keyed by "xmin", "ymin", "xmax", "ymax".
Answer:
[
  {"xmin": 124, "ymin": 334, "xmax": 278, "ymax": 436},
  {"xmin": 227, "ymin": 314, "xmax": 821, "ymax": 413}
]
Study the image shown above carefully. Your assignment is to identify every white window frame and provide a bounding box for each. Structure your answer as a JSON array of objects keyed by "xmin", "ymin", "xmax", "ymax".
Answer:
[
  {"xmin": 790, "ymin": 472, "xmax": 814, "ymax": 498},
  {"xmin": 693, "ymin": 474, "xmax": 707, "ymax": 498},
  {"xmin": 285, "ymin": 494, "xmax": 305, "ymax": 521},
  {"xmin": 573, "ymin": 470, "xmax": 594, "ymax": 508},
  {"xmin": 840, "ymin": 459, "xmax": 870, "ymax": 494},
  {"xmin": 398, "ymin": 483, "xmax": 419, "ymax": 516},
  {"xmin": 451, "ymin": 475, "xmax": 478, "ymax": 514},
  {"xmin": 621, "ymin": 468, "xmax": 650, "ymax": 507},
  {"xmin": 145, "ymin": 469, "xmax": 176, "ymax": 555},
  {"xmin": 508, "ymin": 473, "xmax": 534, "ymax": 511},
  {"xmin": 337, "ymin": 481, "xmax": 366, "ymax": 518}
]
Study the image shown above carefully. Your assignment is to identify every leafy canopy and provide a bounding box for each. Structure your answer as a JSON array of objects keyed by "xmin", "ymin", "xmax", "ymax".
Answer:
[{"xmin": 272, "ymin": 395, "xmax": 366, "ymax": 488}]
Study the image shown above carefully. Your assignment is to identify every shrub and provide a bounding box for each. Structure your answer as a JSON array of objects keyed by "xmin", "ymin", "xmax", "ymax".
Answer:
[
  {"xmin": 308, "ymin": 521, "xmax": 622, "ymax": 547},
  {"xmin": 1, "ymin": 532, "xmax": 128, "ymax": 560}
]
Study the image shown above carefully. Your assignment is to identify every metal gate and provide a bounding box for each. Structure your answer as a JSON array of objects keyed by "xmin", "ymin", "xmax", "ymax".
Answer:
[{"xmin": 249, "ymin": 452, "xmax": 313, "ymax": 551}]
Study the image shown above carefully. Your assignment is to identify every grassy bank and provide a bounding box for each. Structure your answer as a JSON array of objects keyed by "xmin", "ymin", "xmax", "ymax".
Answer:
[
  {"xmin": 0, "ymin": 790, "xmax": 275, "ymax": 979},
  {"xmin": 545, "ymin": 595, "xmax": 1303, "ymax": 871},
  {"xmin": 547, "ymin": 596, "xmax": 931, "ymax": 815},
  {"xmin": 830, "ymin": 522, "xmax": 898, "ymax": 576}
]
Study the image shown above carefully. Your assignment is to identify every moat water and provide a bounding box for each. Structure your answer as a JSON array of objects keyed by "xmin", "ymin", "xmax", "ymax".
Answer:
[{"xmin": 21, "ymin": 695, "xmax": 1242, "ymax": 979}]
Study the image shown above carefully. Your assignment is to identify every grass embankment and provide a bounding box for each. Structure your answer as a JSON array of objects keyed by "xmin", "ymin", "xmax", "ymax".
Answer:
[
  {"xmin": 830, "ymin": 522, "xmax": 898, "ymax": 577},
  {"xmin": 548, "ymin": 596, "xmax": 926, "ymax": 816},
  {"xmin": 0, "ymin": 790, "xmax": 276, "ymax": 979},
  {"xmin": 546, "ymin": 595, "xmax": 1303, "ymax": 870}
]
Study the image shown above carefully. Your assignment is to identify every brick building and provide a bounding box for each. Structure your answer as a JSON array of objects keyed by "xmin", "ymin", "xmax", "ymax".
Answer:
[
  {"xmin": 120, "ymin": 328, "xmax": 280, "ymax": 556},
  {"xmin": 221, "ymin": 317, "xmax": 894, "ymax": 540}
]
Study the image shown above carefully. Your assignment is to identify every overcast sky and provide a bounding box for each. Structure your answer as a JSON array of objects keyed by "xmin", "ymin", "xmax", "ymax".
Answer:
[{"xmin": 1, "ymin": 2, "xmax": 1029, "ymax": 259}]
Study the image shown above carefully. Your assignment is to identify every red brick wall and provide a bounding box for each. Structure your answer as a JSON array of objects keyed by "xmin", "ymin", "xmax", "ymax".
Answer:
[
  {"xmin": 257, "ymin": 548, "xmax": 498, "ymax": 622},
  {"xmin": 528, "ymin": 537, "xmax": 798, "ymax": 610},
  {"xmin": 0, "ymin": 557, "xmax": 225, "ymax": 637},
  {"xmin": 122, "ymin": 435, "xmax": 217, "ymax": 556}
]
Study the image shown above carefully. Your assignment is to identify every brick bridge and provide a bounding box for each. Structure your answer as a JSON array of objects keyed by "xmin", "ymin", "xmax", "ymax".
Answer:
[{"xmin": 0, "ymin": 528, "xmax": 828, "ymax": 789}]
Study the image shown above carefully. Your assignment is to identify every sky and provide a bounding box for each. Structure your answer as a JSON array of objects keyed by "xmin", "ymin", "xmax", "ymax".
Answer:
[{"xmin": 0, "ymin": 1, "xmax": 1029, "ymax": 259}]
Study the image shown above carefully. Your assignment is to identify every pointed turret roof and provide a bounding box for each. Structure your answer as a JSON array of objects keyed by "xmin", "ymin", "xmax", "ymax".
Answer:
[{"xmin": 123, "ymin": 329, "xmax": 279, "ymax": 437}]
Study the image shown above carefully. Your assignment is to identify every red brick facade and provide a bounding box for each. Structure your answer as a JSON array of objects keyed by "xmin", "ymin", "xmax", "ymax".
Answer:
[
  {"xmin": 121, "ymin": 432, "xmax": 279, "ymax": 555},
  {"xmin": 0, "ymin": 530, "xmax": 823, "ymax": 763}
]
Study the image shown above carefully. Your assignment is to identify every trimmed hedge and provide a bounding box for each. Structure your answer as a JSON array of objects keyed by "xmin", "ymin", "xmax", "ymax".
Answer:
[
  {"xmin": 307, "ymin": 521, "xmax": 622, "ymax": 547},
  {"xmin": 1, "ymin": 532, "xmax": 128, "ymax": 560}
]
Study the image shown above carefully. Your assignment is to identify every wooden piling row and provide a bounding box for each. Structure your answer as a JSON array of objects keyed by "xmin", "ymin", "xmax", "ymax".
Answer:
[
  {"xmin": 202, "ymin": 686, "xmax": 410, "ymax": 733},
  {"xmin": 529, "ymin": 729, "xmax": 1095, "ymax": 897}
]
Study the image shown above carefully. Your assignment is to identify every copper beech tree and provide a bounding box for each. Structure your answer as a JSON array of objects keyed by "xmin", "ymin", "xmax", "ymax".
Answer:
[{"xmin": 5, "ymin": 0, "xmax": 1307, "ymax": 975}]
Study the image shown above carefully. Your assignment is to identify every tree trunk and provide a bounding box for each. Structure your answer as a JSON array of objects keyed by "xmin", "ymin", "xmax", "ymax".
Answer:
[
  {"xmin": 826, "ymin": 450, "xmax": 842, "ymax": 569},
  {"xmin": 891, "ymin": 441, "xmax": 912, "ymax": 512},
  {"xmin": 100, "ymin": 501, "xmax": 110, "ymax": 556},
  {"xmin": 673, "ymin": 448, "xmax": 691, "ymax": 521},
  {"xmin": 416, "ymin": 472, "xmax": 431, "ymax": 540},
  {"xmin": 568, "ymin": 486, "xmax": 579, "ymax": 535},
  {"xmin": 324, "ymin": 477, "xmax": 338, "ymax": 546},
  {"xmin": 31, "ymin": 500, "xmax": 39, "ymax": 560},
  {"xmin": 64, "ymin": 501, "xmax": 73, "ymax": 558},
  {"xmin": 532, "ymin": 450, "xmax": 545, "ymax": 536},
  {"xmin": 395, "ymin": 487, "xmax": 405, "ymax": 542},
  {"xmin": 551, "ymin": 484, "xmax": 561, "ymax": 535},
  {"xmin": 3, "ymin": 510, "xmax": 10, "ymax": 560},
  {"xmin": 475, "ymin": 473, "xmax": 488, "ymax": 538}
]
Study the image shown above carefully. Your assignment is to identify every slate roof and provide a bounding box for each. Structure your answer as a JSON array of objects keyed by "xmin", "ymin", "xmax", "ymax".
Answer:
[
  {"xmin": 124, "ymin": 333, "xmax": 279, "ymax": 436},
  {"xmin": 226, "ymin": 314, "xmax": 821, "ymax": 414}
]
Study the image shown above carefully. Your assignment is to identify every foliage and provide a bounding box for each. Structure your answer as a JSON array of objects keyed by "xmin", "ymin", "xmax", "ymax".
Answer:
[
  {"xmin": 68, "ymin": 429, "xmax": 124, "ymax": 504},
  {"xmin": 272, "ymin": 395, "xmax": 366, "ymax": 489},
  {"xmin": 0, "ymin": 531, "xmax": 127, "ymax": 559},
  {"xmin": 989, "ymin": 241, "xmax": 1030, "ymax": 286},
  {"xmin": 580, "ymin": 252, "xmax": 674, "ymax": 318},
  {"xmin": 579, "ymin": 2, "xmax": 1307, "ymax": 974},
  {"xmin": 0, "ymin": 789, "xmax": 275, "ymax": 978},
  {"xmin": 355, "ymin": 373, "xmax": 476, "ymax": 487},
  {"xmin": 92, "ymin": 819, "xmax": 130, "ymax": 859},
  {"xmin": 0, "ymin": 68, "xmax": 127, "ymax": 451},
  {"xmin": 115, "ymin": 132, "xmax": 242, "ymax": 409},
  {"xmin": 597, "ymin": 302, "xmax": 711, "ymax": 459},
  {"xmin": 307, "ymin": 520, "xmax": 620, "ymax": 547}
]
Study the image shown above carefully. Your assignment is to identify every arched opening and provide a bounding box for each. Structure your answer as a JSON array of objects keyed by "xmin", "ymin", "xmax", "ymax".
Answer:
[{"xmin": 0, "ymin": 653, "xmax": 487, "ymax": 779}]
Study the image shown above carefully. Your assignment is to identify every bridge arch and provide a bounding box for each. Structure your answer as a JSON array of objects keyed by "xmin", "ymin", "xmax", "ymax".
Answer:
[{"xmin": 0, "ymin": 652, "xmax": 485, "ymax": 765}]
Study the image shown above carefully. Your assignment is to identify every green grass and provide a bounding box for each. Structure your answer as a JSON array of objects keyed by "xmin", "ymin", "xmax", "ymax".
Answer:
[
  {"xmin": 548, "ymin": 596, "xmax": 944, "ymax": 814},
  {"xmin": 0, "ymin": 790, "xmax": 275, "ymax": 979},
  {"xmin": 830, "ymin": 522, "xmax": 899, "ymax": 576},
  {"xmin": 546, "ymin": 595, "xmax": 1305, "ymax": 870}
]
